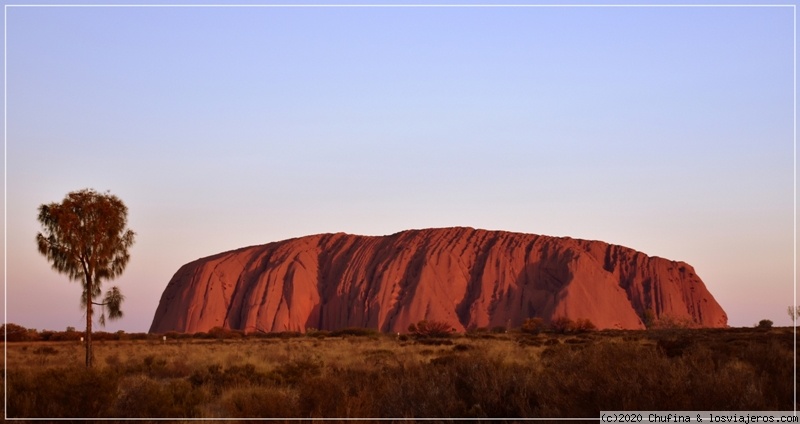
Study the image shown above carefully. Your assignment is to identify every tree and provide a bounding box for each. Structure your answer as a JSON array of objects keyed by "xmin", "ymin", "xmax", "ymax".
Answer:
[
  {"xmin": 756, "ymin": 319, "xmax": 773, "ymax": 329},
  {"xmin": 36, "ymin": 189, "xmax": 135, "ymax": 367},
  {"xmin": 788, "ymin": 306, "xmax": 799, "ymax": 326}
]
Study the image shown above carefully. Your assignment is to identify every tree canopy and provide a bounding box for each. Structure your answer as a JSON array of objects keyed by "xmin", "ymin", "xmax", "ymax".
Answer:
[{"xmin": 36, "ymin": 188, "xmax": 135, "ymax": 366}]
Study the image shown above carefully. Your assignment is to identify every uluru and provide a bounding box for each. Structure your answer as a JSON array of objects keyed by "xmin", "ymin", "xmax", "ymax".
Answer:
[{"xmin": 149, "ymin": 227, "xmax": 727, "ymax": 333}]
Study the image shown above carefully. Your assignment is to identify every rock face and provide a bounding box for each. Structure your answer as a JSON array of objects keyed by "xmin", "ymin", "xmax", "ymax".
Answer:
[{"xmin": 149, "ymin": 227, "xmax": 727, "ymax": 333}]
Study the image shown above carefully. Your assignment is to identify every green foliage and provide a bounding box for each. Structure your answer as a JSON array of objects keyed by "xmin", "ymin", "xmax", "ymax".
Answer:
[
  {"xmin": 99, "ymin": 287, "xmax": 125, "ymax": 326},
  {"xmin": 36, "ymin": 188, "xmax": 135, "ymax": 299},
  {"xmin": 36, "ymin": 188, "xmax": 135, "ymax": 367}
]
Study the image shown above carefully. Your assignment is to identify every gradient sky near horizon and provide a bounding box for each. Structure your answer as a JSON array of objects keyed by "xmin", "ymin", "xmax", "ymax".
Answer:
[{"xmin": 4, "ymin": 3, "xmax": 795, "ymax": 332}]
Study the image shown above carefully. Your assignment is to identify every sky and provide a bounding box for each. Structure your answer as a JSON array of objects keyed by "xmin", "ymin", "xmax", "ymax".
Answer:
[{"xmin": 3, "ymin": 3, "xmax": 795, "ymax": 332}]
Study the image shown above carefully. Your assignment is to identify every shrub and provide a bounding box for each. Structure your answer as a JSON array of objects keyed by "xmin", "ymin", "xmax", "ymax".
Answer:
[
  {"xmin": 48, "ymin": 330, "xmax": 83, "ymax": 342},
  {"xmin": 189, "ymin": 363, "xmax": 268, "ymax": 394},
  {"xmin": 208, "ymin": 327, "xmax": 244, "ymax": 339},
  {"xmin": 550, "ymin": 317, "xmax": 576, "ymax": 334},
  {"xmin": 163, "ymin": 331, "xmax": 182, "ymax": 340},
  {"xmin": 220, "ymin": 386, "xmax": 299, "ymax": 418},
  {"xmin": 255, "ymin": 331, "xmax": 303, "ymax": 339},
  {"xmin": 2, "ymin": 323, "xmax": 37, "ymax": 342},
  {"xmin": 269, "ymin": 356, "xmax": 323, "ymax": 385},
  {"xmin": 521, "ymin": 317, "xmax": 546, "ymax": 334},
  {"xmin": 756, "ymin": 319, "xmax": 773, "ymax": 329},
  {"xmin": 305, "ymin": 328, "xmax": 330, "ymax": 338},
  {"xmin": 416, "ymin": 338, "xmax": 454, "ymax": 346},
  {"xmin": 114, "ymin": 375, "xmax": 205, "ymax": 417},
  {"xmin": 5, "ymin": 326, "xmax": 796, "ymax": 417},
  {"xmin": 656, "ymin": 337, "xmax": 694, "ymax": 358},
  {"xmin": 574, "ymin": 318, "xmax": 597, "ymax": 333},
  {"xmin": 651, "ymin": 315, "xmax": 696, "ymax": 329},
  {"xmin": 408, "ymin": 320, "xmax": 455, "ymax": 338},
  {"xmin": 7, "ymin": 367, "xmax": 119, "ymax": 417},
  {"xmin": 33, "ymin": 346, "xmax": 58, "ymax": 356},
  {"xmin": 124, "ymin": 332, "xmax": 151, "ymax": 340},
  {"xmin": 329, "ymin": 327, "xmax": 378, "ymax": 337},
  {"xmin": 93, "ymin": 331, "xmax": 118, "ymax": 341},
  {"xmin": 307, "ymin": 330, "xmax": 330, "ymax": 339}
]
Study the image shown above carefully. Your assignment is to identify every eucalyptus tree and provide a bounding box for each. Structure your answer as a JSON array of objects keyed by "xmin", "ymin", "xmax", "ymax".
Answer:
[{"xmin": 36, "ymin": 189, "xmax": 135, "ymax": 367}]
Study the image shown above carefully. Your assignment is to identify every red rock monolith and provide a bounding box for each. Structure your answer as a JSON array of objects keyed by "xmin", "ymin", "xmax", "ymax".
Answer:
[{"xmin": 149, "ymin": 227, "xmax": 727, "ymax": 333}]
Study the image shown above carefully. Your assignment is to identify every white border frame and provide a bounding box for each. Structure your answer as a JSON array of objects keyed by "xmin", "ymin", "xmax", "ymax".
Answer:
[{"xmin": 3, "ymin": 3, "xmax": 796, "ymax": 421}]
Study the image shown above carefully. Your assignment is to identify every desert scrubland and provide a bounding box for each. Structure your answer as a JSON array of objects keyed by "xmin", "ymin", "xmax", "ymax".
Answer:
[{"xmin": 4, "ymin": 326, "xmax": 794, "ymax": 421}]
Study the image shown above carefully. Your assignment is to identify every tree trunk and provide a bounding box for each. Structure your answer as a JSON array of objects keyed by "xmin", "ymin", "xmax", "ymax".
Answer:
[{"xmin": 85, "ymin": 275, "xmax": 93, "ymax": 368}]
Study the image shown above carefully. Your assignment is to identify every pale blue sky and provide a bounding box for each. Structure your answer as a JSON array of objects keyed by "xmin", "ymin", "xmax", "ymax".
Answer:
[{"xmin": 4, "ymin": 4, "xmax": 795, "ymax": 331}]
